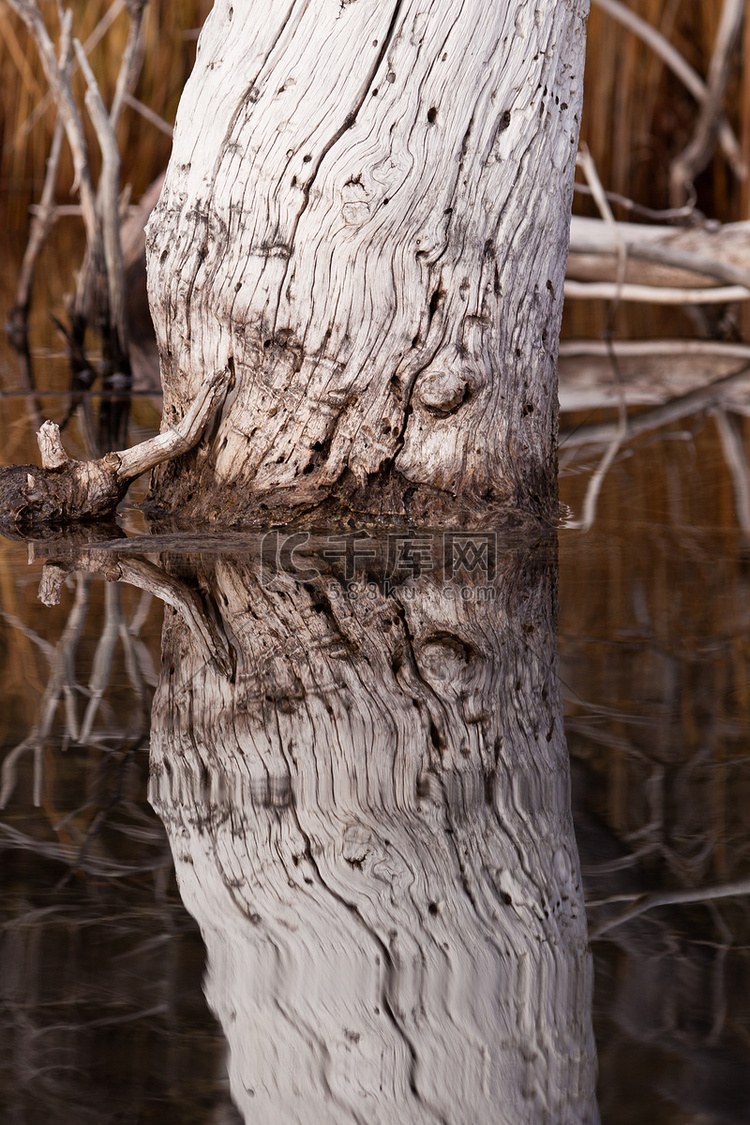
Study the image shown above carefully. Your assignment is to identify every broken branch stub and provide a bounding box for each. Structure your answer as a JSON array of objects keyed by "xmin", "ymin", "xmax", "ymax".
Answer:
[{"xmin": 0, "ymin": 368, "xmax": 231, "ymax": 527}]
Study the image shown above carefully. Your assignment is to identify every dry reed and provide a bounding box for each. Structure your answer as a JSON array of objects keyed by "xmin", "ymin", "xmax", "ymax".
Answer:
[
  {"xmin": 0, "ymin": 0, "xmax": 212, "ymax": 218},
  {"xmin": 1, "ymin": 2, "xmax": 744, "ymax": 213}
]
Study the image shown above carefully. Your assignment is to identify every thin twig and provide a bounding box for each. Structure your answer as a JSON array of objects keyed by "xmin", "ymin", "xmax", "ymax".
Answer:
[
  {"xmin": 591, "ymin": 0, "xmax": 745, "ymax": 180},
  {"xmin": 572, "ymin": 181, "xmax": 696, "ymax": 223},
  {"xmin": 123, "ymin": 91, "xmax": 173, "ymax": 136},
  {"xmin": 669, "ymin": 0, "xmax": 746, "ymax": 205}
]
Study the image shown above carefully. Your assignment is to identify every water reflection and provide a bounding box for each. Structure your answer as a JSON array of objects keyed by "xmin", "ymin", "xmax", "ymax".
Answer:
[
  {"xmin": 26, "ymin": 530, "xmax": 596, "ymax": 1124},
  {"xmin": 561, "ymin": 429, "xmax": 750, "ymax": 1125},
  {"xmin": 5, "ymin": 348, "xmax": 750, "ymax": 1122},
  {"xmin": 0, "ymin": 539, "xmax": 233, "ymax": 1123}
]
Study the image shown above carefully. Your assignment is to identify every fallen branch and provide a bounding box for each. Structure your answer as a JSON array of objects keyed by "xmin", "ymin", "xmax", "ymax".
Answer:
[
  {"xmin": 559, "ymin": 364, "xmax": 750, "ymax": 449},
  {"xmin": 568, "ymin": 215, "xmax": 750, "ymax": 292},
  {"xmin": 559, "ymin": 341, "xmax": 750, "ymax": 413},
  {"xmin": 560, "ymin": 339, "xmax": 750, "ymax": 360},
  {"xmin": 590, "ymin": 873, "xmax": 750, "ymax": 940},
  {"xmin": 564, "ymin": 279, "xmax": 750, "ymax": 304}
]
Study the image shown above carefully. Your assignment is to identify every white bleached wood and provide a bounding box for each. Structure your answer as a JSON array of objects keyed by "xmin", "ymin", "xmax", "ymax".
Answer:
[
  {"xmin": 115, "ymin": 365, "xmax": 232, "ymax": 479},
  {"xmin": 568, "ymin": 215, "xmax": 750, "ymax": 290},
  {"xmin": 148, "ymin": 547, "xmax": 599, "ymax": 1123},
  {"xmin": 146, "ymin": 0, "xmax": 589, "ymax": 523},
  {"xmin": 564, "ymin": 280, "xmax": 750, "ymax": 304},
  {"xmin": 37, "ymin": 421, "xmax": 71, "ymax": 470}
]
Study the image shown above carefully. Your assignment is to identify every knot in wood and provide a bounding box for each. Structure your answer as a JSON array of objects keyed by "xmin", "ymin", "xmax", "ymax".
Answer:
[
  {"xmin": 416, "ymin": 368, "xmax": 470, "ymax": 415},
  {"xmin": 417, "ymin": 633, "xmax": 473, "ymax": 692}
]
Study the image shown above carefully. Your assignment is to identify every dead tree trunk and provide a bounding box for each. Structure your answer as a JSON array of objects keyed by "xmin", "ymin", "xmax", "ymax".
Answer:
[
  {"xmin": 144, "ymin": 532, "xmax": 599, "ymax": 1123},
  {"xmin": 145, "ymin": 0, "xmax": 589, "ymax": 526}
]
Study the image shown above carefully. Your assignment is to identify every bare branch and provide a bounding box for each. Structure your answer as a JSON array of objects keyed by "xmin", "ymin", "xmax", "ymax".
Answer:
[
  {"xmin": 669, "ymin": 0, "xmax": 746, "ymax": 204},
  {"xmin": 73, "ymin": 38, "xmax": 129, "ymax": 356},
  {"xmin": 590, "ymin": 874, "xmax": 750, "ymax": 940},
  {"xmin": 109, "ymin": 0, "xmax": 147, "ymax": 127},
  {"xmin": 8, "ymin": 0, "xmax": 128, "ymax": 147},
  {"xmin": 0, "ymin": 368, "xmax": 232, "ymax": 526},
  {"xmin": 591, "ymin": 0, "xmax": 746, "ymax": 180},
  {"xmin": 560, "ymin": 364, "xmax": 750, "ymax": 449},
  {"xmin": 115, "ymin": 366, "xmax": 233, "ymax": 481},
  {"xmin": 4, "ymin": 1, "xmax": 102, "ymax": 267},
  {"xmin": 560, "ymin": 339, "xmax": 750, "ymax": 361},
  {"xmin": 9, "ymin": 117, "xmax": 65, "ymax": 328},
  {"xmin": 565, "ymin": 280, "xmax": 750, "ymax": 304}
]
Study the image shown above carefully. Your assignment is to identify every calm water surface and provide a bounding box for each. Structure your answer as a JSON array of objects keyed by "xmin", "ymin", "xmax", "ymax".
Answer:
[{"xmin": 2, "ymin": 230, "xmax": 750, "ymax": 1124}]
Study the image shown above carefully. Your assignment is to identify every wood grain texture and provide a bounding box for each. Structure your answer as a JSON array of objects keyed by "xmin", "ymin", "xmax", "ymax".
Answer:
[
  {"xmin": 147, "ymin": 537, "xmax": 599, "ymax": 1123},
  {"xmin": 146, "ymin": 0, "xmax": 589, "ymax": 525}
]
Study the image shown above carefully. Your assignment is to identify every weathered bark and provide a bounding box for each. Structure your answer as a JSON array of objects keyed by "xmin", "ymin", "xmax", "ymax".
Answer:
[
  {"xmin": 132, "ymin": 531, "xmax": 599, "ymax": 1123},
  {"xmin": 145, "ymin": 0, "xmax": 589, "ymax": 526}
]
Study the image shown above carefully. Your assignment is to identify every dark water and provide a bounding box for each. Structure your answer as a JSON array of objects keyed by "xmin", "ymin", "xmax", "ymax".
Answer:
[{"xmin": 2, "ymin": 228, "xmax": 750, "ymax": 1123}]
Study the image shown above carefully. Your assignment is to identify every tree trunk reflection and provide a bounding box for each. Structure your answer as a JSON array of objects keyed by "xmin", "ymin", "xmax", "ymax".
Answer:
[{"xmin": 145, "ymin": 532, "xmax": 598, "ymax": 1124}]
